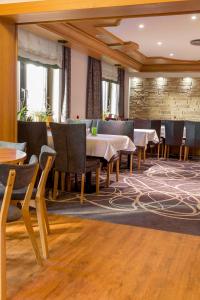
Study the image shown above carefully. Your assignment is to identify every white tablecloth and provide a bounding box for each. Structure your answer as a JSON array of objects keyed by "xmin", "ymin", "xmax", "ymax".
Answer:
[
  {"xmin": 87, "ymin": 134, "xmax": 136, "ymax": 161},
  {"xmin": 134, "ymin": 129, "xmax": 159, "ymax": 148},
  {"xmin": 161, "ymin": 125, "xmax": 186, "ymax": 139}
]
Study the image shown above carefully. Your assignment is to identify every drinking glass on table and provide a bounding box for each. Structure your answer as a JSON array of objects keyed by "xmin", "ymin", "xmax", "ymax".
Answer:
[{"xmin": 91, "ymin": 127, "xmax": 97, "ymax": 136}]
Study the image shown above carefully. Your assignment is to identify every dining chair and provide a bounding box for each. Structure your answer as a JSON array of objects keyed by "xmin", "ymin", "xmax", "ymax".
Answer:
[
  {"xmin": 0, "ymin": 157, "xmax": 42, "ymax": 300},
  {"xmin": 50, "ymin": 123, "xmax": 100, "ymax": 203},
  {"xmin": 96, "ymin": 120, "xmax": 123, "ymax": 181},
  {"xmin": 164, "ymin": 120, "xmax": 185, "ymax": 160},
  {"xmin": 18, "ymin": 121, "xmax": 47, "ymax": 160},
  {"xmin": 150, "ymin": 120, "xmax": 163, "ymax": 159},
  {"xmin": 184, "ymin": 121, "xmax": 200, "ymax": 161},
  {"xmin": 0, "ymin": 141, "xmax": 26, "ymax": 152},
  {"xmin": 6, "ymin": 145, "xmax": 56, "ymax": 259},
  {"xmin": 97, "ymin": 120, "xmax": 135, "ymax": 175},
  {"xmin": 67, "ymin": 119, "xmax": 93, "ymax": 131},
  {"xmin": 133, "ymin": 119, "xmax": 151, "ymax": 129}
]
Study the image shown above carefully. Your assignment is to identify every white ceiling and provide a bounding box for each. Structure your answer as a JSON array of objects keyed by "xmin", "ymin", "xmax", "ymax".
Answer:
[{"xmin": 106, "ymin": 14, "xmax": 200, "ymax": 61}]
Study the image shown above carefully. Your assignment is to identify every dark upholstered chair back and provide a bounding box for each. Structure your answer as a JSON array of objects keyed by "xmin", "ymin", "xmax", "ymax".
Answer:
[
  {"xmin": 134, "ymin": 119, "xmax": 151, "ymax": 129},
  {"xmin": 97, "ymin": 120, "xmax": 134, "ymax": 140},
  {"xmin": 67, "ymin": 119, "xmax": 93, "ymax": 131},
  {"xmin": 18, "ymin": 121, "xmax": 47, "ymax": 160},
  {"xmin": 150, "ymin": 120, "xmax": 161, "ymax": 138},
  {"xmin": 50, "ymin": 123, "xmax": 86, "ymax": 173},
  {"xmin": 0, "ymin": 141, "xmax": 26, "ymax": 151},
  {"xmin": 165, "ymin": 121, "xmax": 184, "ymax": 146},
  {"xmin": 185, "ymin": 121, "xmax": 200, "ymax": 148},
  {"xmin": 0, "ymin": 155, "xmax": 38, "ymax": 189},
  {"xmin": 39, "ymin": 145, "xmax": 56, "ymax": 171}
]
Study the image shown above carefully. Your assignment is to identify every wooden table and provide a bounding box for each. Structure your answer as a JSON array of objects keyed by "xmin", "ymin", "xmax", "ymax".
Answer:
[{"xmin": 0, "ymin": 148, "xmax": 27, "ymax": 164}]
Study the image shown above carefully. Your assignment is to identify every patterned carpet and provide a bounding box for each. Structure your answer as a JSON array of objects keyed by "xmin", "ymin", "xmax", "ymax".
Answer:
[{"xmin": 47, "ymin": 159, "xmax": 200, "ymax": 236}]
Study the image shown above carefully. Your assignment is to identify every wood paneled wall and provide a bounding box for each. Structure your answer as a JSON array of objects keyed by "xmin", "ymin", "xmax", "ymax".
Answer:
[{"xmin": 0, "ymin": 20, "xmax": 17, "ymax": 141}]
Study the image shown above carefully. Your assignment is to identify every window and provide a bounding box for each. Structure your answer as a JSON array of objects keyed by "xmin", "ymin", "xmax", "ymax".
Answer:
[
  {"xmin": 102, "ymin": 80, "xmax": 119, "ymax": 116},
  {"xmin": 17, "ymin": 60, "xmax": 61, "ymax": 121},
  {"xmin": 26, "ymin": 63, "xmax": 47, "ymax": 113}
]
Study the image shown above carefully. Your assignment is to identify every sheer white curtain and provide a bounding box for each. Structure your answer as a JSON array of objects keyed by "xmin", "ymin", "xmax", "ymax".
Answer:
[
  {"xmin": 110, "ymin": 82, "xmax": 119, "ymax": 115},
  {"xmin": 102, "ymin": 80, "xmax": 109, "ymax": 113}
]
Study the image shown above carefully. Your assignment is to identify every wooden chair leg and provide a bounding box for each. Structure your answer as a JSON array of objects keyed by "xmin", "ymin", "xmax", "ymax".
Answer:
[
  {"xmin": 130, "ymin": 153, "xmax": 133, "ymax": 174},
  {"xmin": 179, "ymin": 145, "xmax": 183, "ymax": 161},
  {"xmin": 53, "ymin": 171, "xmax": 59, "ymax": 199},
  {"xmin": 22, "ymin": 185, "xmax": 43, "ymax": 265},
  {"xmin": 0, "ymin": 223, "xmax": 7, "ymax": 300},
  {"xmin": 0, "ymin": 170, "xmax": 16, "ymax": 300},
  {"xmin": 164, "ymin": 145, "xmax": 167, "ymax": 159},
  {"xmin": 41, "ymin": 197, "xmax": 50, "ymax": 235},
  {"xmin": 96, "ymin": 167, "xmax": 100, "ymax": 194},
  {"xmin": 184, "ymin": 146, "xmax": 189, "ymax": 161},
  {"xmin": 110, "ymin": 162, "xmax": 114, "ymax": 173},
  {"xmin": 157, "ymin": 143, "xmax": 160, "ymax": 160},
  {"xmin": 35, "ymin": 196, "xmax": 49, "ymax": 259},
  {"xmin": 80, "ymin": 174, "xmax": 85, "ymax": 204},
  {"xmin": 116, "ymin": 159, "xmax": 120, "ymax": 182},
  {"xmin": 137, "ymin": 148, "xmax": 141, "ymax": 171},
  {"xmin": 106, "ymin": 163, "xmax": 111, "ymax": 188},
  {"xmin": 143, "ymin": 147, "xmax": 146, "ymax": 162},
  {"xmin": 61, "ymin": 172, "xmax": 65, "ymax": 192}
]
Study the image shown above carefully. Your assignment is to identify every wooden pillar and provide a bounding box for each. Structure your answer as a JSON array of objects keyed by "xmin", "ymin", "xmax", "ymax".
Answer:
[{"xmin": 0, "ymin": 19, "xmax": 17, "ymax": 142}]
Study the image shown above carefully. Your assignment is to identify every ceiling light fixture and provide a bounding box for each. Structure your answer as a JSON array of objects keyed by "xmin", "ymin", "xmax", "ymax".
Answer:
[
  {"xmin": 169, "ymin": 53, "xmax": 174, "ymax": 57},
  {"xmin": 138, "ymin": 24, "xmax": 144, "ymax": 29},
  {"xmin": 191, "ymin": 15, "xmax": 197, "ymax": 20},
  {"xmin": 157, "ymin": 41, "xmax": 163, "ymax": 46},
  {"xmin": 191, "ymin": 39, "xmax": 200, "ymax": 46}
]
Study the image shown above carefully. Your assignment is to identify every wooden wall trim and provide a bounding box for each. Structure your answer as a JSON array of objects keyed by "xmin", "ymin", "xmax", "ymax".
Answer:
[
  {"xmin": 0, "ymin": 20, "xmax": 17, "ymax": 141},
  {"xmin": 1, "ymin": 0, "xmax": 200, "ymax": 24}
]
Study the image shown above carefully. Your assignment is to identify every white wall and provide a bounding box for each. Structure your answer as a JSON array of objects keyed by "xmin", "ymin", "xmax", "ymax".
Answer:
[{"xmin": 71, "ymin": 48, "xmax": 88, "ymax": 118}]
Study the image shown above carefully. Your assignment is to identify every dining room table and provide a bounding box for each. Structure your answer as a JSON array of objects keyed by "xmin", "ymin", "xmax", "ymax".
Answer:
[
  {"xmin": 134, "ymin": 129, "xmax": 159, "ymax": 148},
  {"xmin": 86, "ymin": 133, "xmax": 136, "ymax": 161},
  {"xmin": 0, "ymin": 148, "xmax": 27, "ymax": 164}
]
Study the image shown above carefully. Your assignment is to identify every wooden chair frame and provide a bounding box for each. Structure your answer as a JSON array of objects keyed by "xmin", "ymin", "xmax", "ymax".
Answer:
[
  {"xmin": 12, "ymin": 156, "xmax": 53, "ymax": 259},
  {"xmin": 0, "ymin": 165, "xmax": 43, "ymax": 300}
]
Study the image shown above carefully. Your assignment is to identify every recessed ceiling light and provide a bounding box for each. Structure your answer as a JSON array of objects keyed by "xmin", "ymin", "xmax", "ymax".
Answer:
[
  {"xmin": 191, "ymin": 15, "xmax": 197, "ymax": 20},
  {"xmin": 138, "ymin": 24, "xmax": 144, "ymax": 29},
  {"xmin": 157, "ymin": 41, "xmax": 163, "ymax": 46},
  {"xmin": 169, "ymin": 53, "xmax": 174, "ymax": 57}
]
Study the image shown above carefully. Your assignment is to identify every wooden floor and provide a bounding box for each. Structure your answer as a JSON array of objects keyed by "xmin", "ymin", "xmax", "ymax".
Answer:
[{"xmin": 6, "ymin": 214, "xmax": 200, "ymax": 300}]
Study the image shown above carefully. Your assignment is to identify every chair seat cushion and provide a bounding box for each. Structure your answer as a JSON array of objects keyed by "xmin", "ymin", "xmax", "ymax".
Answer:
[
  {"xmin": 0, "ymin": 185, "xmax": 37, "ymax": 201},
  {"xmin": 86, "ymin": 158, "xmax": 100, "ymax": 172},
  {"xmin": 0, "ymin": 202, "xmax": 22, "ymax": 222}
]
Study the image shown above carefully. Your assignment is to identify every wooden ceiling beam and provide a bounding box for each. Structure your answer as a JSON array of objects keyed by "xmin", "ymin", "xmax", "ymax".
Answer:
[
  {"xmin": 1, "ymin": 0, "xmax": 200, "ymax": 24},
  {"xmin": 39, "ymin": 23, "xmax": 142, "ymax": 71}
]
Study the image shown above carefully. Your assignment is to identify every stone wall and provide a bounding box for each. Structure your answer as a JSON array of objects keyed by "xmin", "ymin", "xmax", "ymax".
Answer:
[{"xmin": 129, "ymin": 77, "xmax": 200, "ymax": 120}]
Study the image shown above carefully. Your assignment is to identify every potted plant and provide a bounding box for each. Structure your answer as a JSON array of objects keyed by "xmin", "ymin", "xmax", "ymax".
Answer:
[{"xmin": 17, "ymin": 102, "xmax": 28, "ymax": 121}]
